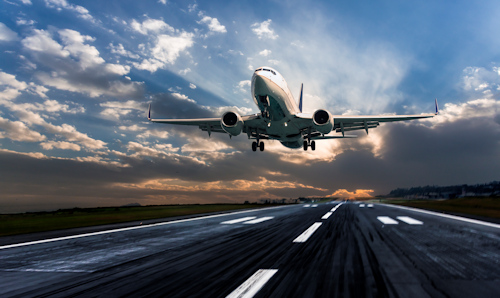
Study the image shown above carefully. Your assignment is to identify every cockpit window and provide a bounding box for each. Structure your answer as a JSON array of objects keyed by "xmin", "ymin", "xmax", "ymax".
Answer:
[{"xmin": 260, "ymin": 68, "xmax": 276, "ymax": 75}]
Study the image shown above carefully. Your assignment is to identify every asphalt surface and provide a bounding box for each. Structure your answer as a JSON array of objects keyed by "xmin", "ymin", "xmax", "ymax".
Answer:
[{"xmin": 1, "ymin": 202, "xmax": 499, "ymax": 298}]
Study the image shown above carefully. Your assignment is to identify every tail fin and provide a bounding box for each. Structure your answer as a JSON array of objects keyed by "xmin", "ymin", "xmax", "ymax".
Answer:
[
  {"xmin": 435, "ymin": 98, "xmax": 439, "ymax": 115},
  {"xmin": 298, "ymin": 84, "xmax": 303, "ymax": 113},
  {"xmin": 148, "ymin": 104, "xmax": 151, "ymax": 120}
]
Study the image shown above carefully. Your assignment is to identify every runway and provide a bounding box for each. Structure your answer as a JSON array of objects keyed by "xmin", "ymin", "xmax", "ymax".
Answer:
[{"xmin": 1, "ymin": 202, "xmax": 499, "ymax": 297}]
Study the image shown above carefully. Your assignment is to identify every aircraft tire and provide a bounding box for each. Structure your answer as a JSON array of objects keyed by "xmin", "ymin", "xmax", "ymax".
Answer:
[
  {"xmin": 311, "ymin": 141, "xmax": 316, "ymax": 151},
  {"xmin": 252, "ymin": 141, "xmax": 257, "ymax": 151},
  {"xmin": 259, "ymin": 142, "xmax": 264, "ymax": 151},
  {"xmin": 303, "ymin": 141, "xmax": 308, "ymax": 151}
]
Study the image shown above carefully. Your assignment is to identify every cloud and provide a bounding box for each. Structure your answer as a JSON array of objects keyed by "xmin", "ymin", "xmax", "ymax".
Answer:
[
  {"xmin": 259, "ymin": 49, "xmax": 271, "ymax": 56},
  {"xmin": 137, "ymin": 129, "xmax": 169, "ymax": 139},
  {"xmin": 0, "ymin": 71, "xmax": 28, "ymax": 90},
  {"xmin": 44, "ymin": 0, "xmax": 94, "ymax": 22},
  {"xmin": 328, "ymin": 189, "xmax": 374, "ymax": 199},
  {"xmin": 40, "ymin": 141, "xmax": 81, "ymax": 151},
  {"xmin": 134, "ymin": 32, "xmax": 195, "ymax": 72},
  {"xmin": 237, "ymin": 80, "xmax": 251, "ymax": 93},
  {"xmin": 197, "ymin": 14, "xmax": 227, "ymax": 33},
  {"xmin": 22, "ymin": 28, "xmax": 144, "ymax": 98},
  {"xmin": 100, "ymin": 100, "xmax": 144, "ymax": 120},
  {"xmin": 189, "ymin": 83, "xmax": 197, "ymax": 89},
  {"xmin": 42, "ymin": 123, "xmax": 107, "ymax": 150},
  {"xmin": 251, "ymin": 19, "xmax": 278, "ymax": 40},
  {"xmin": 0, "ymin": 116, "xmax": 46, "ymax": 142},
  {"xmin": 119, "ymin": 124, "xmax": 146, "ymax": 132},
  {"xmin": 109, "ymin": 43, "xmax": 140, "ymax": 59},
  {"xmin": 0, "ymin": 22, "xmax": 18, "ymax": 42},
  {"xmin": 462, "ymin": 66, "xmax": 500, "ymax": 97},
  {"xmin": 131, "ymin": 18, "xmax": 174, "ymax": 35}
]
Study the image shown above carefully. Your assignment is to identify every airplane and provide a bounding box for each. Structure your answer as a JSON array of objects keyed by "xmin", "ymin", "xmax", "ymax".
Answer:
[{"xmin": 148, "ymin": 66, "xmax": 438, "ymax": 152}]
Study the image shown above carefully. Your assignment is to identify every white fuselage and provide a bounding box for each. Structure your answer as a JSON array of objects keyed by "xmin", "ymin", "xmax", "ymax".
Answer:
[{"xmin": 251, "ymin": 67, "xmax": 303, "ymax": 147}]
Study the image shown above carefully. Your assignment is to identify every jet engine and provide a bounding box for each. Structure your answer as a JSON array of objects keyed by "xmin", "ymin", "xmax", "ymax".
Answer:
[
  {"xmin": 312, "ymin": 109, "xmax": 333, "ymax": 134},
  {"xmin": 221, "ymin": 111, "xmax": 243, "ymax": 136}
]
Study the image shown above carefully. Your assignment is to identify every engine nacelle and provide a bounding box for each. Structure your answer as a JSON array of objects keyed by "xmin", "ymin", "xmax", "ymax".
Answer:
[
  {"xmin": 312, "ymin": 109, "xmax": 333, "ymax": 134},
  {"xmin": 221, "ymin": 111, "xmax": 243, "ymax": 136}
]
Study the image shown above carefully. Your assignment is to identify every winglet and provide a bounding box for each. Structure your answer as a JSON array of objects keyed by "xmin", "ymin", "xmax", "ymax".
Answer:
[
  {"xmin": 298, "ymin": 83, "xmax": 303, "ymax": 113},
  {"xmin": 435, "ymin": 98, "xmax": 439, "ymax": 115},
  {"xmin": 148, "ymin": 104, "xmax": 151, "ymax": 121}
]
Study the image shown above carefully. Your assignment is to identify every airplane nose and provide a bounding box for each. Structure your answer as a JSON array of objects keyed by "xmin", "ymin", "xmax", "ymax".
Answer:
[{"xmin": 253, "ymin": 74, "xmax": 268, "ymax": 95}]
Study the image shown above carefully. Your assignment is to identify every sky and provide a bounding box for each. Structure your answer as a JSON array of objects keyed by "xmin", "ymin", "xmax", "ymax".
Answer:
[{"xmin": 0, "ymin": 0, "xmax": 499, "ymax": 213}]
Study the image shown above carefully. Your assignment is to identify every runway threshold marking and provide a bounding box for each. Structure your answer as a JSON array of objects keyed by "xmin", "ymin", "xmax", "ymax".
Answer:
[
  {"xmin": 293, "ymin": 222, "xmax": 322, "ymax": 243},
  {"xmin": 311, "ymin": 204, "xmax": 318, "ymax": 208},
  {"xmin": 377, "ymin": 216, "xmax": 399, "ymax": 225},
  {"xmin": 397, "ymin": 216, "xmax": 423, "ymax": 225},
  {"xmin": 243, "ymin": 217, "xmax": 274, "ymax": 224},
  {"xmin": 226, "ymin": 269, "xmax": 278, "ymax": 298},
  {"xmin": 303, "ymin": 204, "xmax": 311, "ymax": 207},
  {"xmin": 0, "ymin": 205, "xmax": 292, "ymax": 251},
  {"xmin": 221, "ymin": 217, "xmax": 257, "ymax": 224}
]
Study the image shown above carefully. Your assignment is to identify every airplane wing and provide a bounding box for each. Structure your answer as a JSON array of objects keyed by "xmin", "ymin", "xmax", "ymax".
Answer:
[
  {"xmin": 148, "ymin": 105, "xmax": 268, "ymax": 136},
  {"xmin": 330, "ymin": 113, "xmax": 435, "ymax": 136},
  {"xmin": 295, "ymin": 99, "xmax": 438, "ymax": 138}
]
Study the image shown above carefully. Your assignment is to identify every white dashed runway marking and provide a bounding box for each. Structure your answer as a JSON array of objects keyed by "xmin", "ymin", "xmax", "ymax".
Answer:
[
  {"xmin": 293, "ymin": 222, "xmax": 322, "ymax": 243},
  {"xmin": 221, "ymin": 217, "xmax": 257, "ymax": 224},
  {"xmin": 243, "ymin": 217, "xmax": 274, "ymax": 224},
  {"xmin": 321, "ymin": 212, "xmax": 333, "ymax": 220},
  {"xmin": 226, "ymin": 269, "xmax": 278, "ymax": 298},
  {"xmin": 377, "ymin": 216, "xmax": 399, "ymax": 225},
  {"xmin": 377, "ymin": 216, "xmax": 424, "ymax": 225},
  {"xmin": 397, "ymin": 216, "xmax": 423, "ymax": 225}
]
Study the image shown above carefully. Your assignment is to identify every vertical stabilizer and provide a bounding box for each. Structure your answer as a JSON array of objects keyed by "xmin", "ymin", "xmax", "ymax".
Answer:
[{"xmin": 298, "ymin": 84, "xmax": 303, "ymax": 113}]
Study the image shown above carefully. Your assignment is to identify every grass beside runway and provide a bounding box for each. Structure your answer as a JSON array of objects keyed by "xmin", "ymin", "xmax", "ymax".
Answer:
[
  {"xmin": 386, "ymin": 197, "xmax": 500, "ymax": 220},
  {"xmin": 0, "ymin": 204, "xmax": 284, "ymax": 237}
]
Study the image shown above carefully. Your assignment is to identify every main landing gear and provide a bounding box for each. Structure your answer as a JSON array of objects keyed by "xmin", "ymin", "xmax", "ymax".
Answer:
[
  {"xmin": 303, "ymin": 140, "xmax": 315, "ymax": 151},
  {"xmin": 252, "ymin": 141, "xmax": 265, "ymax": 152}
]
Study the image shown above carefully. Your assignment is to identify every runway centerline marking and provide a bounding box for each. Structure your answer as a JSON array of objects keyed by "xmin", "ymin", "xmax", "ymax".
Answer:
[
  {"xmin": 293, "ymin": 222, "xmax": 322, "ymax": 243},
  {"xmin": 226, "ymin": 269, "xmax": 278, "ymax": 298},
  {"xmin": 243, "ymin": 217, "xmax": 274, "ymax": 224},
  {"xmin": 330, "ymin": 203, "xmax": 343, "ymax": 212},
  {"xmin": 321, "ymin": 212, "xmax": 333, "ymax": 220},
  {"xmin": 397, "ymin": 216, "xmax": 423, "ymax": 225},
  {"xmin": 221, "ymin": 217, "xmax": 257, "ymax": 224},
  {"xmin": 377, "ymin": 216, "xmax": 398, "ymax": 225},
  {"xmin": 0, "ymin": 205, "xmax": 292, "ymax": 251}
]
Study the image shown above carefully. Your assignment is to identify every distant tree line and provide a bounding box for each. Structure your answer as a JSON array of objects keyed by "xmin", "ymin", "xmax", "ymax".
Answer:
[{"xmin": 388, "ymin": 181, "xmax": 500, "ymax": 198}]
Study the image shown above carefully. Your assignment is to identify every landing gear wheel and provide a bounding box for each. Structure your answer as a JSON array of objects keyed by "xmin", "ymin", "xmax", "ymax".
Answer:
[
  {"xmin": 303, "ymin": 141, "xmax": 308, "ymax": 151},
  {"xmin": 259, "ymin": 142, "xmax": 265, "ymax": 151},
  {"xmin": 311, "ymin": 141, "xmax": 316, "ymax": 151},
  {"xmin": 252, "ymin": 141, "xmax": 257, "ymax": 152}
]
